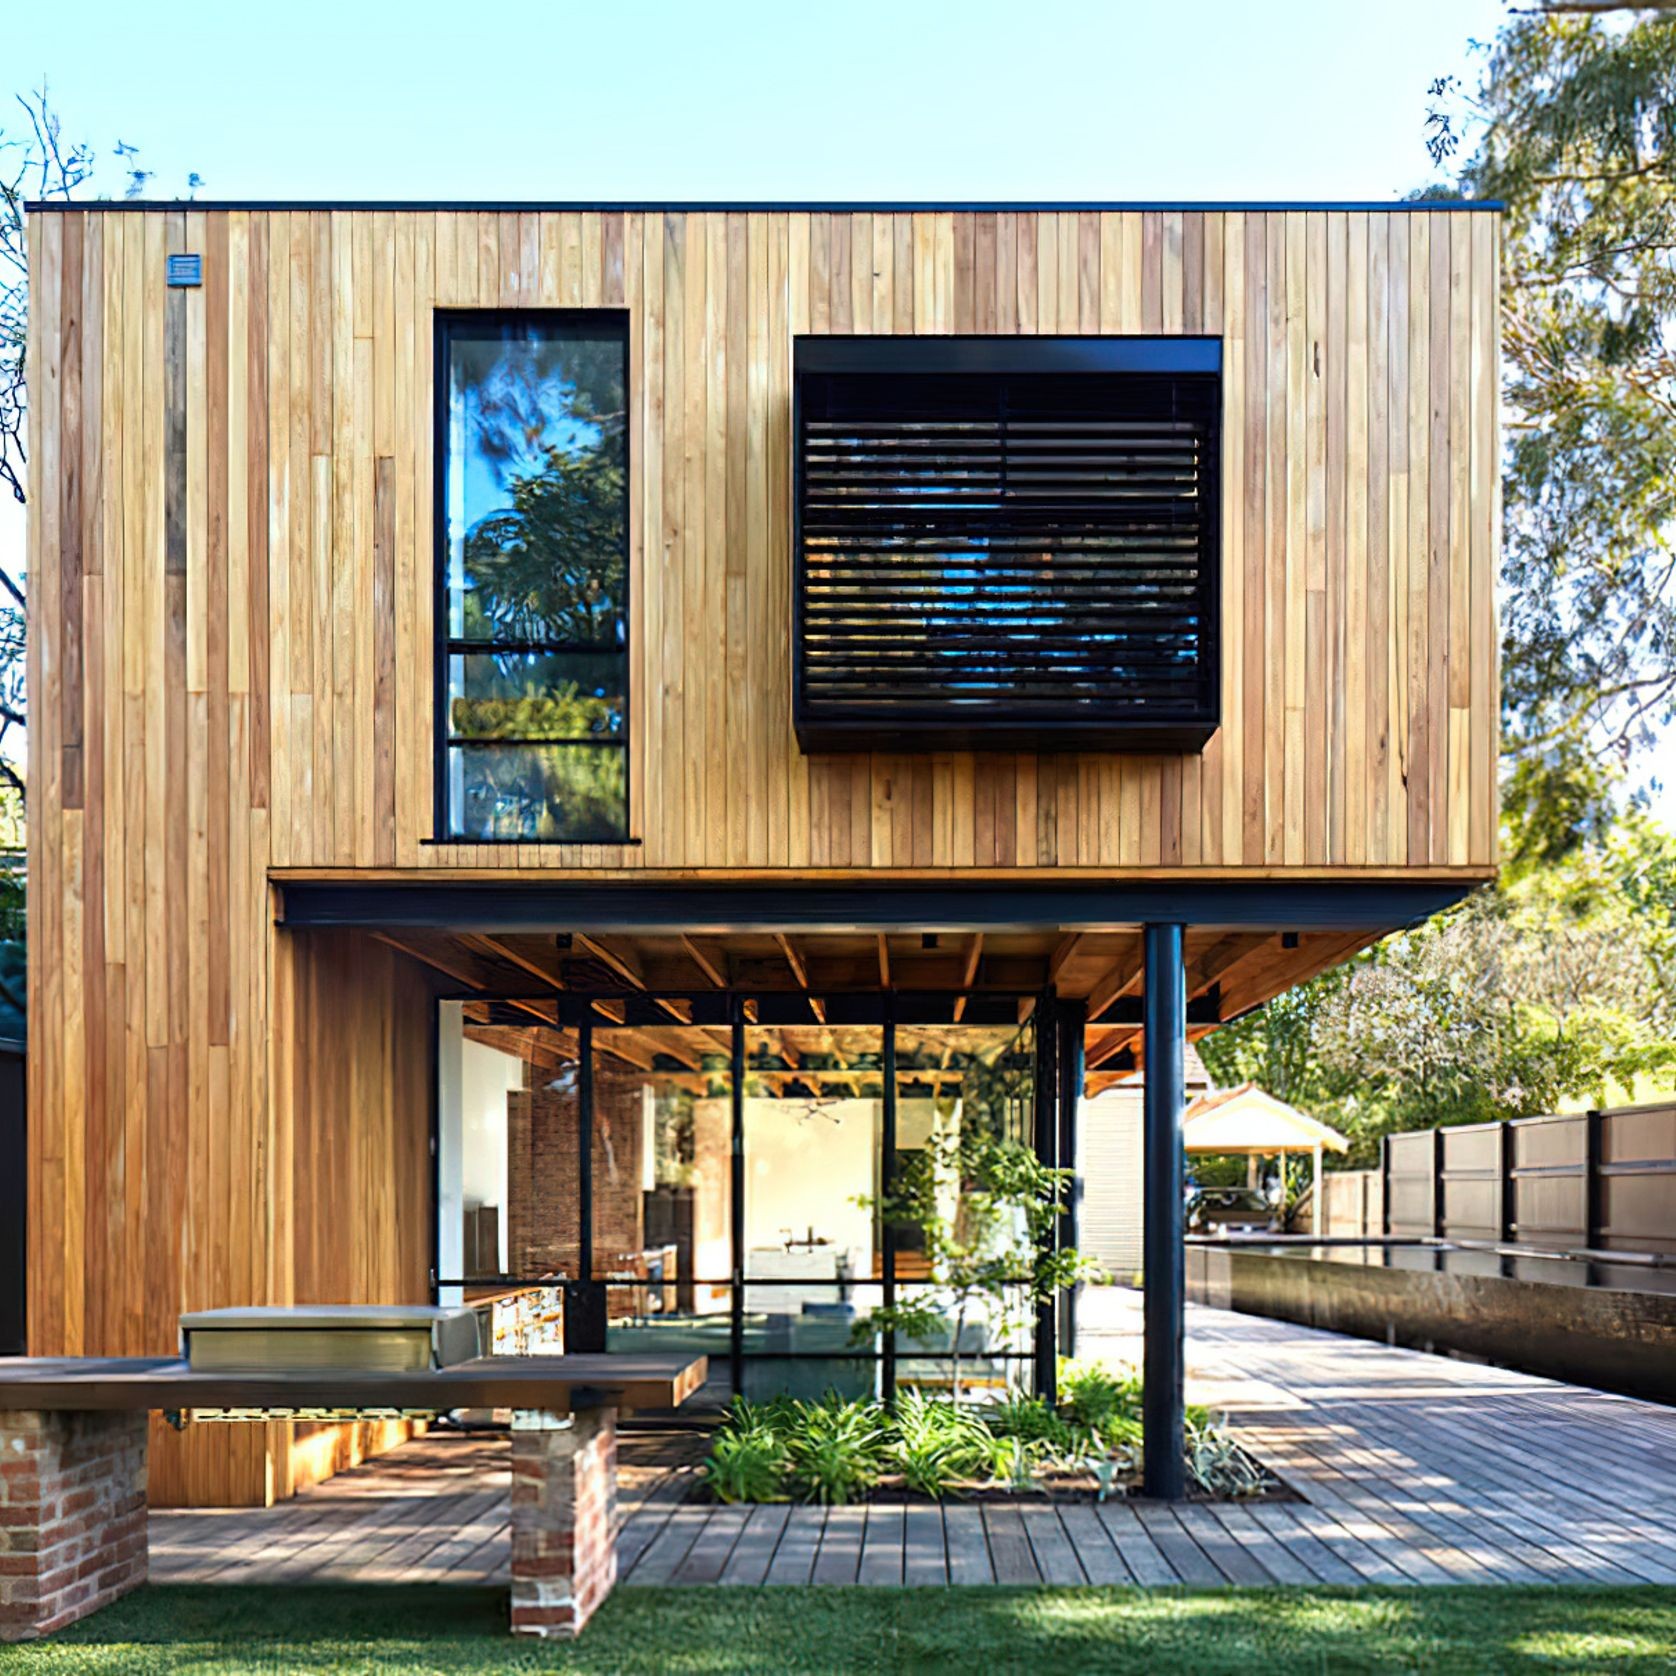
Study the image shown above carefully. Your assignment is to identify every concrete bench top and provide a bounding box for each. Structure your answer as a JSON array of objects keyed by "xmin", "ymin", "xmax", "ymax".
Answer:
[
  {"xmin": 0, "ymin": 1352, "xmax": 708, "ymax": 1414},
  {"xmin": 178, "ymin": 1304, "xmax": 479, "ymax": 1329}
]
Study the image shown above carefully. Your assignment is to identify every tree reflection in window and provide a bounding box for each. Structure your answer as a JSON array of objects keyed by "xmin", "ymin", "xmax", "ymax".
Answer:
[{"xmin": 440, "ymin": 314, "xmax": 629, "ymax": 841}]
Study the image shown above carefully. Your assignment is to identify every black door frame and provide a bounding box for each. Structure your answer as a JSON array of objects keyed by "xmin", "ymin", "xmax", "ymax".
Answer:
[{"xmin": 431, "ymin": 986, "xmax": 1067, "ymax": 1404}]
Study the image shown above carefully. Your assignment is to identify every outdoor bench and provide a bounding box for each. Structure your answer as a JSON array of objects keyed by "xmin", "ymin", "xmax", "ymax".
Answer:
[{"xmin": 0, "ymin": 1351, "xmax": 706, "ymax": 1641}]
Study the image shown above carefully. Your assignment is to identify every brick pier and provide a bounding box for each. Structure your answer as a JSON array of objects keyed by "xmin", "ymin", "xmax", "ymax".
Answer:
[
  {"xmin": 0, "ymin": 1410, "xmax": 149, "ymax": 1641},
  {"xmin": 509, "ymin": 1406, "xmax": 618, "ymax": 1638}
]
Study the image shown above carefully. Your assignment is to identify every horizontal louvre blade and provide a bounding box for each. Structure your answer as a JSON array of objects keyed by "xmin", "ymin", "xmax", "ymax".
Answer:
[{"xmin": 796, "ymin": 361, "xmax": 1220, "ymax": 741}]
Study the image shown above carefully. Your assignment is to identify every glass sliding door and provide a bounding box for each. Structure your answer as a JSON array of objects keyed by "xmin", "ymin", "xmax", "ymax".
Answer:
[
  {"xmin": 889, "ymin": 1018, "xmax": 1038, "ymax": 1398},
  {"xmin": 435, "ymin": 989, "xmax": 1046, "ymax": 1404},
  {"xmin": 590, "ymin": 1022, "xmax": 735, "ymax": 1403},
  {"xmin": 434, "ymin": 1001, "xmax": 576, "ymax": 1354},
  {"xmin": 740, "ymin": 1018, "xmax": 885, "ymax": 1401}
]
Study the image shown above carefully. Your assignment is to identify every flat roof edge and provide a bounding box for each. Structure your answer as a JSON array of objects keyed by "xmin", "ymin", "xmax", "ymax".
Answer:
[{"xmin": 25, "ymin": 197, "xmax": 1505, "ymax": 215}]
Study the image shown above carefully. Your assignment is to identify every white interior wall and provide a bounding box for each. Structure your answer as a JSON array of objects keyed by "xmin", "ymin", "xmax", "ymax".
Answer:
[
  {"xmin": 744, "ymin": 1097, "xmax": 878, "ymax": 1276},
  {"xmin": 436, "ymin": 1002, "xmax": 465, "ymax": 1306},
  {"xmin": 460, "ymin": 1035, "xmax": 527, "ymax": 1274}
]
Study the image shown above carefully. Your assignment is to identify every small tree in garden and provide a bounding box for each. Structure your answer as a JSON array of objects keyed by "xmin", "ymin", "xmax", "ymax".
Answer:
[{"xmin": 856, "ymin": 1129, "xmax": 1091, "ymax": 1405}]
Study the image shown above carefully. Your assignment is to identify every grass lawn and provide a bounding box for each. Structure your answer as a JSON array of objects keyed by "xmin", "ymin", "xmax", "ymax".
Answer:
[{"xmin": 4, "ymin": 1584, "xmax": 1674, "ymax": 1674}]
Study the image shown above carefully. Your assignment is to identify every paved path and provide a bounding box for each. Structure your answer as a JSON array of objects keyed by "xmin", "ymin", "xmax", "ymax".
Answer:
[{"xmin": 150, "ymin": 1292, "xmax": 1676, "ymax": 1587}]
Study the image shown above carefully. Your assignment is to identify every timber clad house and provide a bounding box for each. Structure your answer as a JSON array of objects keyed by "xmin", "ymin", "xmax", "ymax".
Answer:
[{"xmin": 25, "ymin": 199, "xmax": 1501, "ymax": 1508}]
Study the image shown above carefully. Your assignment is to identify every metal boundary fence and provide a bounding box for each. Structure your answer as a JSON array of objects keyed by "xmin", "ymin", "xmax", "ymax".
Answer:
[{"xmin": 1318, "ymin": 1101, "xmax": 1676, "ymax": 1256}]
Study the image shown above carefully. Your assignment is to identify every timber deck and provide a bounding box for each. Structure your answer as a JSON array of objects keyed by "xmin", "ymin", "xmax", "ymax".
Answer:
[{"xmin": 149, "ymin": 1293, "xmax": 1676, "ymax": 1588}]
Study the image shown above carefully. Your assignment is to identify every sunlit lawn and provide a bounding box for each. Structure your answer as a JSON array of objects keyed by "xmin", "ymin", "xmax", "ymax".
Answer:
[{"xmin": 6, "ymin": 1584, "xmax": 1675, "ymax": 1674}]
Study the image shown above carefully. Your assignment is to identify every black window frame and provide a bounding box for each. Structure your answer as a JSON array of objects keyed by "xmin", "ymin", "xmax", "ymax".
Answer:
[
  {"xmin": 792, "ymin": 334, "xmax": 1222, "ymax": 755},
  {"xmin": 432, "ymin": 307, "xmax": 633, "ymax": 845}
]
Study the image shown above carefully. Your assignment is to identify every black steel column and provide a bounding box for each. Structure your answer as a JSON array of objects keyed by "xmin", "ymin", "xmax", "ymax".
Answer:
[
  {"xmin": 1032, "ymin": 990, "xmax": 1059, "ymax": 1401},
  {"xmin": 1056, "ymin": 998, "xmax": 1087, "ymax": 1359},
  {"xmin": 881, "ymin": 1004, "xmax": 898, "ymax": 1403},
  {"xmin": 1142, "ymin": 922, "xmax": 1186, "ymax": 1501},
  {"xmin": 730, "ymin": 1000, "xmax": 746, "ymax": 1399},
  {"xmin": 568, "ymin": 1017, "xmax": 606, "ymax": 1352}
]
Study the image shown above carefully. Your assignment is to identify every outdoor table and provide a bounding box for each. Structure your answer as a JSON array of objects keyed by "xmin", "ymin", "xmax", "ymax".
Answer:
[{"xmin": 0, "ymin": 1351, "xmax": 707, "ymax": 1642}]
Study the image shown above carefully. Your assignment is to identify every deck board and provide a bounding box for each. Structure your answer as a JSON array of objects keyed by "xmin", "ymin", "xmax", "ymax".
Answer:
[{"xmin": 148, "ymin": 1295, "xmax": 1676, "ymax": 1589}]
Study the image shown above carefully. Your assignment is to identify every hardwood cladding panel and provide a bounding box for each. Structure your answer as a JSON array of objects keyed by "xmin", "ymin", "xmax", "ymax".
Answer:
[
  {"xmin": 25, "ymin": 205, "xmax": 1499, "ymax": 1498},
  {"xmin": 28, "ymin": 215, "xmax": 437, "ymax": 1516},
  {"xmin": 265, "ymin": 929, "xmax": 437, "ymax": 1505},
  {"xmin": 31, "ymin": 206, "xmax": 1498, "ymax": 878}
]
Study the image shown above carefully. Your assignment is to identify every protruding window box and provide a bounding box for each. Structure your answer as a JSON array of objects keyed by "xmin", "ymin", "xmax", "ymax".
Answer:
[{"xmin": 793, "ymin": 336, "xmax": 1221, "ymax": 754}]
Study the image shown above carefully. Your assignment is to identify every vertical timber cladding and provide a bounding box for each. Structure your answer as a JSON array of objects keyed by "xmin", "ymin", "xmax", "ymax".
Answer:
[{"xmin": 24, "ymin": 202, "xmax": 1500, "ymax": 1500}]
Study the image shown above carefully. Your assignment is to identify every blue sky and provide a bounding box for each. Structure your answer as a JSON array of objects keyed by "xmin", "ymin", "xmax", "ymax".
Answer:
[
  {"xmin": 3, "ymin": 0, "xmax": 1671, "ymax": 813},
  {"xmin": 8, "ymin": 0, "xmax": 1505, "ymax": 203}
]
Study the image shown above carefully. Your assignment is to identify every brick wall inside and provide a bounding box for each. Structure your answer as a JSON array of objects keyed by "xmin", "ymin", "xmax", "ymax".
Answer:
[
  {"xmin": 507, "ymin": 1073, "xmax": 650, "ymax": 1283},
  {"xmin": 0, "ymin": 1410, "xmax": 148, "ymax": 1641}
]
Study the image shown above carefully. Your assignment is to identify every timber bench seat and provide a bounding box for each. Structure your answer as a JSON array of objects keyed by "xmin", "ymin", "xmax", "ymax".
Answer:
[{"xmin": 0, "ymin": 1351, "xmax": 706, "ymax": 1642}]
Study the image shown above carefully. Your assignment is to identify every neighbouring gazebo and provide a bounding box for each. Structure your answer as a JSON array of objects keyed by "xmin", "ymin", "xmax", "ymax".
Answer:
[{"xmin": 1181, "ymin": 1083, "xmax": 1350, "ymax": 1220}]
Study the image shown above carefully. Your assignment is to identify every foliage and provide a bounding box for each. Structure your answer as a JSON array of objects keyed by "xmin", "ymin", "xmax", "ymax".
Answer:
[
  {"xmin": 780, "ymin": 1398, "xmax": 888, "ymax": 1506},
  {"xmin": 890, "ymin": 1389, "xmax": 991, "ymax": 1497},
  {"xmin": 698, "ymin": 1366, "xmax": 1245, "ymax": 1503},
  {"xmin": 981, "ymin": 1391, "xmax": 1075, "ymax": 1453},
  {"xmin": 1427, "ymin": 12, "xmax": 1676, "ymax": 853},
  {"xmin": 1183, "ymin": 1419, "xmax": 1270, "ymax": 1500},
  {"xmin": 1201, "ymin": 816, "xmax": 1676, "ymax": 1163},
  {"xmin": 1058, "ymin": 1360, "xmax": 1145, "ymax": 1448},
  {"xmin": 455, "ymin": 339, "xmax": 626, "ymax": 646},
  {"xmin": 449, "ymin": 684, "xmax": 619, "ymax": 742},
  {"xmin": 702, "ymin": 1425, "xmax": 787, "ymax": 1506},
  {"xmin": 850, "ymin": 1020, "xmax": 1098, "ymax": 1404}
]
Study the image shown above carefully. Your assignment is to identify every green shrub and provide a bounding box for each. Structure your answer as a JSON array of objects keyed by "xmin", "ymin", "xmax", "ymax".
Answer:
[
  {"xmin": 784, "ymin": 1398, "xmax": 889, "ymax": 1505},
  {"xmin": 1058, "ymin": 1359, "xmax": 1142, "ymax": 1436},
  {"xmin": 980, "ymin": 1392, "xmax": 1073, "ymax": 1453},
  {"xmin": 979, "ymin": 1432, "xmax": 1041, "ymax": 1492},
  {"xmin": 724, "ymin": 1395, "xmax": 798, "ymax": 1439},
  {"xmin": 890, "ymin": 1389, "xmax": 990, "ymax": 1497},
  {"xmin": 1184, "ymin": 1420, "xmax": 1269, "ymax": 1498},
  {"xmin": 700, "ymin": 1381, "xmax": 1261, "ymax": 1506},
  {"xmin": 704, "ymin": 1428, "xmax": 787, "ymax": 1504}
]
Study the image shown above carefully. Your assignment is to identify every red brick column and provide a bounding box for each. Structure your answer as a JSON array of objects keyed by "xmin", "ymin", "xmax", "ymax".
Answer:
[
  {"xmin": 0, "ymin": 1410, "xmax": 148, "ymax": 1641},
  {"xmin": 509, "ymin": 1405, "xmax": 618, "ymax": 1639}
]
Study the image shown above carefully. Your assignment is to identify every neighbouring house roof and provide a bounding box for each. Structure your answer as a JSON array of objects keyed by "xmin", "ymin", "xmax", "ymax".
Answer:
[
  {"xmin": 1180, "ymin": 1083, "xmax": 1349, "ymax": 1156},
  {"xmin": 1100, "ymin": 1042, "xmax": 1215, "ymax": 1093}
]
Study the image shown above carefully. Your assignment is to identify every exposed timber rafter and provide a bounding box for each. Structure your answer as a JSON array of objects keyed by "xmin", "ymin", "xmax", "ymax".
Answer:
[
  {"xmin": 1085, "ymin": 939, "xmax": 1144, "ymax": 1023},
  {"xmin": 682, "ymin": 935, "xmax": 729, "ymax": 989},
  {"xmin": 372, "ymin": 932, "xmax": 558, "ymax": 1030},
  {"xmin": 951, "ymin": 933, "xmax": 984, "ymax": 1023},
  {"xmin": 775, "ymin": 935, "xmax": 826, "ymax": 1023}
]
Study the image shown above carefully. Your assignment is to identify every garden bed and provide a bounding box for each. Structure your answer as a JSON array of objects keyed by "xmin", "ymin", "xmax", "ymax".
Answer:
[{"xmin": 697, "ymin": 1362, "xmax": 1293, "ymax": 1507}]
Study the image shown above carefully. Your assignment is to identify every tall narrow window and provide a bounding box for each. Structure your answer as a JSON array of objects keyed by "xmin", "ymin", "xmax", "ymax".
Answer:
[{"xmin": 437, "ymin": 312, "xmax": 629, "ymax": 841}]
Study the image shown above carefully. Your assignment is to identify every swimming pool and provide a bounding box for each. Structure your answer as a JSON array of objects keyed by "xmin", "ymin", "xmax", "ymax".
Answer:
[{"xmin": 1185, "ymin": 1237, "xmax": 1676, "ymax": 1405}]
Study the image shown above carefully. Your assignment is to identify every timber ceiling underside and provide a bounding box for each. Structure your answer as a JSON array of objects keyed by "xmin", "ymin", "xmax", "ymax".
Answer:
[{"xmin": 370, "ymin": 925, "xmax": 1373, "ymax": 1089}]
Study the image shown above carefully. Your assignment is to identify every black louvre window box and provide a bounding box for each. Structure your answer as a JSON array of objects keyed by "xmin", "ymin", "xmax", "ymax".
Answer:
[{"xmin": 793, "ymin": 336, "xmax": 1222, "ymax": 754}]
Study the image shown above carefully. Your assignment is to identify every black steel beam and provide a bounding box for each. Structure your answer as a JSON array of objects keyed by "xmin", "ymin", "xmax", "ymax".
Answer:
[
  {"xmin": 279, "ymin": 878, "xmax": 1478, "ymax": 936},
  {"xmin": 1142, "ymin": 922, "xmax": 1187, "ymax": 1501}
]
